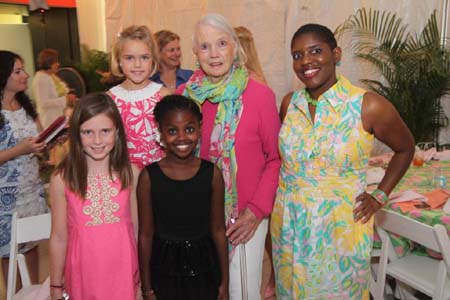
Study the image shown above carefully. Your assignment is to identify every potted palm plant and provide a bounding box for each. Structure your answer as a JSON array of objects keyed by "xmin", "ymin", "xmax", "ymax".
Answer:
[{"xmin": 335, "ymin": 8, "xmax": 450, "ymax": 142}]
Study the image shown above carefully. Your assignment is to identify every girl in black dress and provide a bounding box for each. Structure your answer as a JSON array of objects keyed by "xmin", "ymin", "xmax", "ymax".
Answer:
[{"xmin": 137, "ymin": 94, "xmax": 229, "ymax": 300}]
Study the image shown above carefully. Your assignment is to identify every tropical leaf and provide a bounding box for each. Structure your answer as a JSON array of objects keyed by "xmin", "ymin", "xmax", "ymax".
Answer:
[{"xmin": 336, "ymin": 8, "xmax": 450, "ymax": 141}]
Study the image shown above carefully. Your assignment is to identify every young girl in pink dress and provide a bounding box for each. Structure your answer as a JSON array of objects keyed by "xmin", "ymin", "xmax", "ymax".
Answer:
[
  {"xmin": 108, "ymin": 25, "xmax": 170, "ymax": 169},
  {"xmin": 49, "ymin": 93, "xmax": 140, "ymax": 300}
]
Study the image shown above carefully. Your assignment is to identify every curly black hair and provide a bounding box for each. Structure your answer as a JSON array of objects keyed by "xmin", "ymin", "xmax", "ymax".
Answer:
[
  {"xmin": 154, "ymin": 94, "xmax": 202, "ymax": 125},
  {"xmin": 291, "ymin": 23, "xmax": 337, "ymax": 50},
  {"xmin": 0, "ymin": 50, "xmax": 38, "ymax": 129}
]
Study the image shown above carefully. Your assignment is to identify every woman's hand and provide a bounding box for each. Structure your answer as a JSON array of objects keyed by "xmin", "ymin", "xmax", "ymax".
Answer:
[
  {"xmin": 17, "ymin": 137, "xmax": 46, "ymax": 155},
  {"xmin": 143, "ymin": 294, "xmax": 157, "ymax": 300},
  {"xmin": 226, "ymin": 208, "xmax": 261, "ymax": 245},
  {"xmin": 353, "ymin": 192, "xmax": 382, "ymax": 224},
  {"xmin": 217, "ymin": 282, "xmax": 229, "ymax": 300}
]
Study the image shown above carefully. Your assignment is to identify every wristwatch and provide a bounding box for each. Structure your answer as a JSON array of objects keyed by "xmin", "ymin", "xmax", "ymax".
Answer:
[{"xmin": 59, "ymin": 292, "xmax": 70, "ymax": 300}]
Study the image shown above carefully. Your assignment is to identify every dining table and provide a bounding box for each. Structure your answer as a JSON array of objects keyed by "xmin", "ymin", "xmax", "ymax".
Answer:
[{"xmin": 372, "ymin": 159, "xmax": 450, "ymax": 257}]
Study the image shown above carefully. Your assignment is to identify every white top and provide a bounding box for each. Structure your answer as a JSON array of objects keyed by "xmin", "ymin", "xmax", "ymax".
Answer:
[
  {"xmin": 31, "ymin": 71, "xmax": 68, "ymax": 128},
  {"xmin": 109, "ymin": 82, "xmax": 163, "ymax": 103}
]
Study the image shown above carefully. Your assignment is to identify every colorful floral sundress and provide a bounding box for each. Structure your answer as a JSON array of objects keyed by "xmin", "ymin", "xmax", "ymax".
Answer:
[{"xmin": 271, "ymin": 76, "xmax": 374, "ymax": 299}]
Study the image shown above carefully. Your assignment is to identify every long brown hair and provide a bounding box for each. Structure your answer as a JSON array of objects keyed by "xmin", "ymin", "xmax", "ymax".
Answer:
[
  {"xmin": 0, "ymin": 50, "xmax": 38, "ymax": 129},
  {"xmin": 56, "ymin": 93, "xmax": 132, "ymax": 198}
]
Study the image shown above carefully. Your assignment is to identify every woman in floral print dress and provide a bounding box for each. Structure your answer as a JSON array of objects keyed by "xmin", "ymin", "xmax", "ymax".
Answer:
[
  {"xmin": 271, "ymin": 24, "xmax": 415, "ymax": 299},
  {"xmin": 0, "ymin": 51, "xmax": 48, "ymax": 282}
]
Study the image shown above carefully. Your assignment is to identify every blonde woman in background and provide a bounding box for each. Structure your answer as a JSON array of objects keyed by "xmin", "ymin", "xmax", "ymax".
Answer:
[
  {"xmin": 235, "ymin": 25, "xmax": 276, "ymax": 300},
  {"xmin": 234, "ymin": 26, "xmax": 267, "ymax": 85},
  {"xmin": 151, "ymin": 30, "xmax": 193, "ymax": 93}
]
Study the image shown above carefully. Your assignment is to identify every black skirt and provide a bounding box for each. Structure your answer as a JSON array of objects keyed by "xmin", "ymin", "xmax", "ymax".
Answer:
[{"xmin": 151, "ymin": 235, "xmax": 221, "ymax": 300}]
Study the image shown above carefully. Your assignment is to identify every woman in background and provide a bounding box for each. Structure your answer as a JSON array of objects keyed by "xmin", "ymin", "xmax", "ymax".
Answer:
[
  {"xmin": 0, "ymin": 50, "xmax": 48, "ymax": 282},
  {"xmin": 234, "ymin": 26, "xmax": 267, "ymax": 85},
  {"xmin": 235, "ymin": 25, "xmax": 275, "ymax": 299},
  {"xmin": 151, "ymin": 30, "xmax": 193, "ymax": 93},
  {"xmin": 32, "ymin": 48, "xmax": 76, "ymax": 128},
  {"xmin": 180, "ymin": 13, "xmax": 280, "ymax": 299}
]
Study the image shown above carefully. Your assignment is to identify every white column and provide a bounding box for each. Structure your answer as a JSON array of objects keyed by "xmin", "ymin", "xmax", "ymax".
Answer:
[{"xmin": 76, "ymin": 0, "xmax": 106, "ymax": 52}]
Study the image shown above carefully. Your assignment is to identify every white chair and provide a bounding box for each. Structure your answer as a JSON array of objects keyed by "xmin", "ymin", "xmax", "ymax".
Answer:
[
  {"xmin": 371, "ymin": 245, "xmax": 397, "ymax": 298},
  {"xmin": 6, "ymin": 212, "xmax": 51, "ymax": 300},
  {"xmin": 373, "ymin": 209, "xmax": 450, "ymax": 300}
]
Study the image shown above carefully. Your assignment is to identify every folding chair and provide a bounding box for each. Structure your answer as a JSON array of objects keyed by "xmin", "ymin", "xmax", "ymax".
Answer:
[
  {"xmin": 6, "ymin": 212, "xmax": 51, "ymax": 300},
  {"xmin": 373, "ymin": 209, "xmax": 450, "ymax": 300}
]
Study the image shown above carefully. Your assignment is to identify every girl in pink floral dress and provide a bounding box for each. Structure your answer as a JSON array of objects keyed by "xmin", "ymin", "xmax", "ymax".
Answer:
[
  {"xmin": 49, "ymin": 93, "xmax": 140, "ymax": 300},
  {"xmin": 108, "ymin": 25, "xmax": 170, "ymax": 169}
]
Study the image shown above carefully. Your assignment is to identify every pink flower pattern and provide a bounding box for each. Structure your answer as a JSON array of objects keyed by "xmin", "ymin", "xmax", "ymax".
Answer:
[{"xmin": 109, "ymin": 83, "xmax": 165, "ymax": 168}]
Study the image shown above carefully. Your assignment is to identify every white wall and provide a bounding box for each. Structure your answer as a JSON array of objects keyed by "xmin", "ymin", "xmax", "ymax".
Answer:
[
  {"xmin": 79, "ymin": 0, "xmax": 450, "ymax": 142},
  {"xmin": 76, "ymin": 0, "xmax": 106, "ymax": 52},
  {"xmin": 0, "ymin": 24, "xmax": 35, "ymax": 95}
]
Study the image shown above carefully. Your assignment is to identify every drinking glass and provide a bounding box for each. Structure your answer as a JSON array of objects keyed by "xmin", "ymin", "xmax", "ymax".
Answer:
[
  {"xmin": 413, "ymin": 150, "xmax": 424, "ymax": 167},
  {"xmin": 416, "ymin": 142, "xmax": 436, "ymax": 151}
]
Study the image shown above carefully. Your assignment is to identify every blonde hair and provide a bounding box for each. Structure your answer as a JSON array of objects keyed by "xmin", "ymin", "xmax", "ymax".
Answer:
[
  {"xmin": 193, "ymin": 13, "xmax": 247, "ymax": 67},
  {"xmin": 234, "ymin": 26, "xmax": 267, "ymax": 84},
  {"xmin": 154, "ymin": 30, "xmax": 180, "ymax": 51},
  {"xmin": 111, "ymin": 25, "xmax": 159, "ymax": 78}
]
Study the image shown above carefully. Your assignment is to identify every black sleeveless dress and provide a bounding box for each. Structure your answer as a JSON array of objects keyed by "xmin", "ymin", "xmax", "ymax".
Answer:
[{"xmin": 147, "ymin": 159, "xmax": 221, "ymax": 300}]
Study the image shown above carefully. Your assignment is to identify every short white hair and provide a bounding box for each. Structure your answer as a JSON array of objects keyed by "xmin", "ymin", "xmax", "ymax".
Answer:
[{"xmin": 193, "ymin": 13, "xmax": 247, "ymax": 66}]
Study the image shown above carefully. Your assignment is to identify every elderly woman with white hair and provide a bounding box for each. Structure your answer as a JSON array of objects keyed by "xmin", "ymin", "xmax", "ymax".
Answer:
[{"xmin": 179, "ymin": 13, "xmax": 281, "ymax": 299}]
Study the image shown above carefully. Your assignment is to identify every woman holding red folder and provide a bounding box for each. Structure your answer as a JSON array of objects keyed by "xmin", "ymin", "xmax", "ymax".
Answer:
[{"xmin": 0, "ymin": 50, "xmax": 48, "ymax": 282}]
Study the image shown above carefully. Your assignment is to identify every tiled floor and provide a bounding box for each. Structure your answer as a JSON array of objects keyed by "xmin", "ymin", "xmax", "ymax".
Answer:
[
  {"xmin": 38, "ymin": 242, "xmax": 276, "ymax": 297},
  {"xmin": 37, "ymin": 242, "xmax": 432, "ymax": 300}
]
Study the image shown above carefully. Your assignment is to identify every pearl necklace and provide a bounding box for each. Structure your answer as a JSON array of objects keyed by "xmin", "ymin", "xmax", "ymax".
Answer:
[{"xmin": 305, "ymin": 91, "xmax": 319, "ymax": 106}]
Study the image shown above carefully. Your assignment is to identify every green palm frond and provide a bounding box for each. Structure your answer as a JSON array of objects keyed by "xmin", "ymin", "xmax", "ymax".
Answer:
[
  {"xmin": 335, "ymin": 8, "xmax": 450, "ymax": 141},
  {"xmin": 335, "ymin": 8, "xmax": 410, "ymax": 54}
]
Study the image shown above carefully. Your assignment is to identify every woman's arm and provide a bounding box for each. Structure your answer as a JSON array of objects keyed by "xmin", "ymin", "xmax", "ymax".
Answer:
[
  {"xmin": 0, "ymin": 135, "xmax": 45, "ymax": 164},
  {"xmin": 279, "ymin": 92, "xmax": 293, "ymax": 122},
  {"xmin": 49, "ymin": 172, "xmax": 68, "ymax": 299},
  {"xmin": 130, "ymin": 164, "xmax": 140, "ymax": 239},
  {"xmin": 136, "ymin": 168, "xmax": 156, "ymax": 299},
  {"xmin": 226, "ymin": 86, "xmax": 281, "ymax": 244},
  {"xmin": 353, "ymin": 91, "xmax": 415, "ymax": 223},
  {"xmin": 247, "ymin": 88, "xmax": 281, "ymax": 218},
  {"xmin": 210, "ymin": 166, "xmax": 229, "ymax": 300}
]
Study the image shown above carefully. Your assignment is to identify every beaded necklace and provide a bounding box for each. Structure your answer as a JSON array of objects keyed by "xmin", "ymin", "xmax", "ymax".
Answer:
[{"xmin": 305, "ymin": 91, "xmax": 319, "ymax": 106}]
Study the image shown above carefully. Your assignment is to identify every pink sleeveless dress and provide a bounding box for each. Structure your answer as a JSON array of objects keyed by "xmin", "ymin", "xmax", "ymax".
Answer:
[{"xmin": 64, "ymin": 173, "xmax": 139, "ymax": 300}]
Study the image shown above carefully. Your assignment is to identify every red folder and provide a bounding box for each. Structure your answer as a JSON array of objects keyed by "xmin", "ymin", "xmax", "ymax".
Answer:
[{"xmin": 37, "ymin": 116, "xmax": 68, "ymax": 143}]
